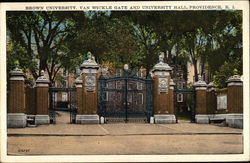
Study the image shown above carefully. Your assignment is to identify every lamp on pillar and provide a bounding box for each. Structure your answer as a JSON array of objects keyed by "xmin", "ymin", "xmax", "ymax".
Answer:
[
  {"xmin": 124, "ymin": 64, "xmax": 129, "ymax": 72},
  {"xmin": 76, "ymin": 52, "xmax": 100, "ymax": 124},
  {"xmin": 35, "ymin": 70, "xmax": 50, "ymax": 125},
  {"xmin": 151, "ymin": 52, "xmax": 176, "ymax": 124},
  {"xmin": 7, "ymin": 64, "xmax": 27, "ymax": 128},
  {"xmin": 193, "ymin": 75, "xmax": 208, "ymax": 124}
]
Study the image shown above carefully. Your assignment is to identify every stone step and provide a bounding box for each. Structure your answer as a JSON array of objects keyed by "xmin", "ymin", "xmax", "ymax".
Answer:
[
  {"xmin": 209, "ymin": 118, "xmax": 226, "ymax": 124},
  {"xmin": 27, "ymin": 124, "xmax": 37, "ymax": 127}
]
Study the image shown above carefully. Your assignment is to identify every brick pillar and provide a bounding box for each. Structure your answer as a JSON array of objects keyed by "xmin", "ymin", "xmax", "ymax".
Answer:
[
  {"xmin": 25, "ymin": 80, "xmax": 36, "ymax": 125},
  {"xmin": 76, "ymin": 52, "xmax": 100, "ymax": 124},
  {"xmin": 35, "ymin": 70, "xmax": 50, "ymax": 125},
  {"xmin": 169, "ymin": 79, "xmax": 175, "ymax": 114},
  {"xmin": 25, "ymin": 80, "xmax": 36, "ymax": 115},
  {"xmin": 75, "ymin": 77, "xmax": 83, "ymax": 114},
  {"xmin": 206, "ymin": 82, "xmax": 217, "ymax": 114},
  {"xmin": 82, "ymin": 73, "xmax": 98, "ymax": 114},
  {"xmin": 226, "ymin": 75, "xmax": 243, "ymax": 128},
  {"xmin": 194, "ymin": 77, "xmax": 208, "ymax": 123},
  {"xmin": 151, "ymin": 53, "xmax": 176, "ymax": 123},
  {"xmin": 7, "ymin": 65, "xmax": 26, "ymax": 128}
]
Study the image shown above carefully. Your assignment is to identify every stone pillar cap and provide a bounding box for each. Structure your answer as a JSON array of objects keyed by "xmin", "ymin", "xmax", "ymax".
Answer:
[
  {"xmin": 169, "ymin": 79, "xmax": 175, "ymax": 86},
  {"xmin": 193, "ymin": 75, "xmax": 207, "ymax": 88},
  {"xmin": 35, "ymin": 70, "xmax": 50, "ymax": 84},
  {"xmin": 75, "ymin": 76, "xmax": 83, "ymax": 84},
  {"xmin": 207, "ymin": 82, "xmax": 215, "ymax": 88},
  {"xmin": 151, "ymin": 53, "xmax": 172, "ymax": 73},
  {"xmin": 10, "ymin": 64, "xmax": 25, "ymax": 77},
  {"xmin": 80, "ymin": 52, "xmax": 99, "ymax": 70},
  {"xmin": 207, "ymin": 81, "xmax": 217, "ymax": 91},
  {"xmin": 227, "ymin": 75, "xmax": 243, "ymax": 83},
  {"xmin": 75, "ymin": 76, "xmax": 83, "ymax": 88}
]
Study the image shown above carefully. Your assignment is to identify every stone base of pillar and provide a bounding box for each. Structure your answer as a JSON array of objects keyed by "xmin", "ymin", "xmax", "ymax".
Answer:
[
  {"xmin": 154, "ymin": 114, "xmax": 176, "ymax": 124},
  {"xmin": 76, "ymin": 114, "xmax": 100, "ymax": 124},
  {"xmin": 35, "ymin": 115, "xmax": 50, "ymax": 125},
  {"xmin": 226, "ymin": 114, "xmax": 243, "ymax": 129},
  {"xmin": 7, "ymin": 113, "xmax": 27, "ymax": 128},
  {"xmin": 195, "ymin": 114, "xmax": 243, "ymax": 128},
  {"xmin": 100, "ymin": 116, "xmax": 105, "ymax": 124},
  {"xmin": 150, "ymin": 117, "xmax": 154, "ymax": 124},
  {"xmin": 195, "ymin": 114, "xmax": 210, "ymax": 124}
]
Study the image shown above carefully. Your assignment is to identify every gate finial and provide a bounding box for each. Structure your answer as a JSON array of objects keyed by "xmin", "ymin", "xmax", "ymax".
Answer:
[
  {"xmin": 151, "ymin": 52, "xmax": 172, "ymax": 73},
  {"xmin": 80, "ymin": 52, "xmax": 99, "ymax": 70},
  {"xmin": 159, "ymin": 52, "xmax": 164, "ymax": 63}
]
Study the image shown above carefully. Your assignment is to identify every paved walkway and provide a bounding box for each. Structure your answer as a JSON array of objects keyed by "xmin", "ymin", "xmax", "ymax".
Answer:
[{"xmin": 7, "ymin": 111, "xmax": 243, "ymax": 155}]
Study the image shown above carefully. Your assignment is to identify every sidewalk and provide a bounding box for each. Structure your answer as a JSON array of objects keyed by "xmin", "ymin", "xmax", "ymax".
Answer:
[
  {"xmin": 8, "ymin": 111, "xmax": 242, "ymax": 136},
  {"xmin": 7, "ymin": 111, "xmax": 243, "ymax": 155}
]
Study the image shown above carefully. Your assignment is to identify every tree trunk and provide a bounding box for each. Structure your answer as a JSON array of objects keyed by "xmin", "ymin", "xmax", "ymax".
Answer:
[{"xmin": 193, "ymin": 59, "xmax": 199, "ymax": 82}]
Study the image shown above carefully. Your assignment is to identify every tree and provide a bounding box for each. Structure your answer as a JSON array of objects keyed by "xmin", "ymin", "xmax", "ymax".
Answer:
[
  {"xmin": 7, "ymin": 11, "xmax": 86, "ymax": 85},
  {"xmin": 207, "ymin": 11, "xmax": 242, "ymax": 79},
  {"xmin": 111, "ymin": 11, "xmax": 162, "ymax": 76},
  {"xmin": 7, "ymin": 10, "xmax": 242, "ymax": 87},
  {"xmin": 69, "ymin": 12, "xmax": 142, "ymax": 71}
]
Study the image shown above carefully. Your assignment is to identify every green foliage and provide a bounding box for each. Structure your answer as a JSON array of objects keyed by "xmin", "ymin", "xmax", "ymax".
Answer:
[
  {"xmin": 213, "ymin": 61, "xmax": 241, "ymax": 88},
  {"xmin": 7, "ymin": 42, "xmax": 37, "ymax": 74},
  {"xmin": 7, "ymin": 10, "xmax": 242, "ymax": 86}
]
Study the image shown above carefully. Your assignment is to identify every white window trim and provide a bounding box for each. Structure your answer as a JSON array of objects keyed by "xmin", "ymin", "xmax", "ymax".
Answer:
[
  {"xmin": 105, "ymin": 92, "xmax": 109, "ymax": 101},
  {"xmin": 137, "ymin": 82, "xmax": 143, "ymax": 90},
  {"xmin": 177, "ymin": 93, "xmax": 183, "ymax": 102},
  {"xmin": 138, "ymin": 93, "xmax": 143, "ymax": 104}
]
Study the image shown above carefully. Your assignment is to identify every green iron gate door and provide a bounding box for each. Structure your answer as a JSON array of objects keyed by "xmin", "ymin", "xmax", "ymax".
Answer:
[
  {"xmin": 49, "ymin": 88, "xmax": 77, "ymax": 124},
  {"xmin": 99, "ymin": 74, "xmax": 153, "ymax": 123}
]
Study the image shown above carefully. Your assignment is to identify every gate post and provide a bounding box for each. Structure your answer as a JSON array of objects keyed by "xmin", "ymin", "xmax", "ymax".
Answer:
[
  {"xmin": 7, "ymin": 65, "xmax": 26, "ymax": 128},
  {"xmin": 76, "ymin": 52, "xmax": 100, "ymax": 124},
  {"xmin": 194, "ymin": 76, "xmax": 208, "ymax": 123},
  {"xmin": 226, "ymin": 75, "xmax": 243, "ymax": 128},
  {"xmin": 206, "ymin": 82, "xmax": 217, "ymax": 115},
  {"xmin": 35, "ymin": 70, "xmax": 50, "ymax": 125},
  {"xmin": 75, "ymin": 77, "xmax": 83, "ymax": 114},
  {"xmin": 25, "ymin": 80, "xmax": 36, "ymax": 125},
  {"xmin": 151, "ymin": 53, "xmax": 176, "ymax": 123}
]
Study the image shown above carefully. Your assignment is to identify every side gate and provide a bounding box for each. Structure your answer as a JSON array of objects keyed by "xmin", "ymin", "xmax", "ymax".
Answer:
[
  {"xmin": 99, "ymin": 75, "xmax": 153, "ymax": 123},
  {"xmin": 174, "ymin": 89, "xmax": 196, "ymax": 123},
  {"xmin": 49, "ymin": 88, "xmax": 77, "ymax": 124}
]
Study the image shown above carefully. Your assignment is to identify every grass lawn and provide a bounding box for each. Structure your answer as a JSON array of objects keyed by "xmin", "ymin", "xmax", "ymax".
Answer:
[{"xmin": 176, "ymin": 114, "xmax": 191, "ymax": 121}]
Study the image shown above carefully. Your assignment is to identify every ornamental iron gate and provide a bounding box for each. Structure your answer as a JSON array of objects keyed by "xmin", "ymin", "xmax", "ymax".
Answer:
[
  {"xmin": 174, "ymin": 89, "xmax": 196, "ymax": 123},
  {"xmin": 49, "ymin": 88, "xmax": 77, "ymax": 124},
  {"xmin": 99, "ymin": 71, "xmax": 153, "ymax": 123}
]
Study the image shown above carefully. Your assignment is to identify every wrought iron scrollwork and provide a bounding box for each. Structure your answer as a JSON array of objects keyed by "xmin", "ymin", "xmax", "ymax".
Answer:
[{"xmin": 99, "ymin": 69, "xmax": 153, "ymax": 123}]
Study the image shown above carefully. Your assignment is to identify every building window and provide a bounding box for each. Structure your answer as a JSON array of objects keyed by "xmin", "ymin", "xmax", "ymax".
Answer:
[
  {"xmin": 137, "ymin": 93, "xmax": 143, "ymax": 104},
  {"xmin": 117, "ymin": 93, "xmax": 122, "ymax": 102},
  {"xmin": 137, "ymin": 82, "xmax": 143, "ymax": 90},
  {"xmin": 116, "ymin": 81, "xmax": 122, "ymax": 89},
  {"xmin": 177, "ymin": 82, "xmax": 183, "ymax": 89},
  {"xmin": 107, "ymin": 82, "xmax": 115, "ymax": 89},
  {"xmin": 105, "ymin": 92, "xmax": 109, "ymax": 101},
  {"xmin": 62, "ymin": 92, "xmax": 67, "ymax": 102},
  {"xmin": 177, "ymin": 93, "xmax": 183, "ymax": 102},
  {"xmin": 128, "ymin": 93, "xmax": 133, "ymax": 103}
]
